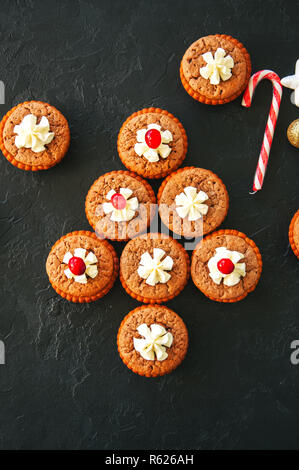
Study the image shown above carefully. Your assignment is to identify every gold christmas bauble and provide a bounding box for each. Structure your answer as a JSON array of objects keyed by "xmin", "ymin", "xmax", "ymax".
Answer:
[{"xmin": 287, "ymin": 119, "xmax": 299, "ymax": 148}]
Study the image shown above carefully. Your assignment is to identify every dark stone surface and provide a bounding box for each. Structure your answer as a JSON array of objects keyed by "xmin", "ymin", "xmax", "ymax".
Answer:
[{"xmin": 0, "ymin": 0, "xmax": 298, "ymax": 450}]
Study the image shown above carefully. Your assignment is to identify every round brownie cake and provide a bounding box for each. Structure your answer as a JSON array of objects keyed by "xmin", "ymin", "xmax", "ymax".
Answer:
[
  {"xmin": 180, "ymin": 34, "xmax": 251, "ymax": 105},
  {"xmin": 191, "ymin": 229, "xmax": 262, "ymax": 302},
  {"xmin": 85, "ymin": 170, "xmax": 156, "ymax": 241},
  {"xmin": 158, "ymin": 167, "xmax": 229, "ymax": 238},
  {"xmin": 117, "ymin": 304, "xmax": 188, "ymax": 377},
  {"xmin": 117, "ymin": 108, "xmax": 188, "ymax": 179},
  {"xmin": 120, "ymin": 233, "xmax": 190, "ymax": 303},
  {"xmin": 46, "ymin": 231, "xmax": 119, "ymax": 303},
  {"xmin": 0, "ymin": 100, "xmax": 70, "ymax": 170}
]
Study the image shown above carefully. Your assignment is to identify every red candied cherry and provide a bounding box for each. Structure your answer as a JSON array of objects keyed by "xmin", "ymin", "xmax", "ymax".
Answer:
[
  {"xmin": 111, "ymin": 192, "xmax": 127, "ymax": 210},
  {"xmin": 217, "ymin": 258, "xmax": 235, "ymax": 275},
  {"xmin": 68, "ymin": 256, "xmax": 86, "ymax": 276},
  {"xmin": 145, "ymin": 128, "xmax": 161, "ymax": 149}
]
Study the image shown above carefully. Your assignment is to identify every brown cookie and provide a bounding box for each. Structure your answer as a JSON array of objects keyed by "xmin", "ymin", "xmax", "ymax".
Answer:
[
  {"xmin": 120, "ymin": 233, "xmax": 190, "ymax": 303},
  {"xmin": 0, "ymin": 100, "xmax": 70, "ymax": 170},
  {"xmin": 46, "ymin": 231, "xmax": 119, "ymax": 303},
  {"xmin": 85, "ymin": 170, "xmax": 156, "ymax": 241},
  {"xmin": 191, "ymin": 229, "xmax": 262, "ymax": 302},
  {"xmin": 117, "ymin": 108, "xmax": 188, "ymax": 179},
  {"xmin": 158, "ymin": 166, "xmax": 229, "ymax": 238},
  {"xmin": 117, "ymin": 304, "xmax": 188, "ymax": 377},
  {"xmin": 180, "ymin": 34, "xmax": 251, "ymax": 104}
]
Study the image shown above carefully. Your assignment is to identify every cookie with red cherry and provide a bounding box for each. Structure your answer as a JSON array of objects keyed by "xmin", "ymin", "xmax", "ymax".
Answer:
[
  {"xmin": 191, "ymin": 229, "xmax": 262, "ymax": 302},
  {"xmin": 85, "ymin": 170, "xmax": 156, "ymax": 241},
  {"xmin": 117, "ymin": 108, "xmax": 188, "ymax": 179},
  {"xmin": 46, "ymin": 231, "xmax": 118, "ymax": 303}
]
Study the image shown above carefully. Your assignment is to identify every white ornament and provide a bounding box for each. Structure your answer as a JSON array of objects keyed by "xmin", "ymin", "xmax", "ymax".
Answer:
[
  {"xmin": 63, "ymin": 248, "xmax": 98, "ymax": 284},
  {"xmin": 102, "ymin": 188, "xmax": 138, "ymax": 222},
  {"xmin": 137, "ymin": 248, "xmax": 173, "ymax": 286},
  {"xmin": 133, "ymin": 323, "xmax": 173, "ymax": 361},
  {"xmin": 208, "ymin": 247, "xmax": 246, "ymax": 287},
  {"xmin": 281, "ymin": 59, "xmax": 299, "ymax": 107},
  {"xmin": 14, "ymin": 114, "xmax": 54, "ymax": 153},
  {"xmin": 175, "ymin": 186, "xmax": 209, "ymax": 221},
  {"xmin": 200, "ymin": 48, "xmax": 234, "ymax": 85},
  {"xmin": 134, "ymin": 123, "xmax": 173, "ymax": 162}
]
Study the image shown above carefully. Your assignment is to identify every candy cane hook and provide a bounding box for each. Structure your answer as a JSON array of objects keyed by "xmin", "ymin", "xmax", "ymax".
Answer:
[{"xmin": 242, "ymin": 70, "xmax": 282, "ymax": 193}]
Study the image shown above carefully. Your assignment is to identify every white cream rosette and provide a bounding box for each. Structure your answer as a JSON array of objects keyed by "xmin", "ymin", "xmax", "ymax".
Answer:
[
  {"xmin": 133, "ymin": 323, "xmax": 173, "ymax": 361},
  {"xmin": 134, "ymin": 124, "xmax": 173, "ymax": 162},
  {"xmin": 63, "ymin": 248, "xmax": 98, "ymax": 284},
  {"xmin": 175, "ymin": 186, "xmax": 209, "ymax": 221},
  {"xmin": 137, "ymin": 248, "xmax": 173, "ymax": 286},
  {"xmin": 208, "ymin": 247, "xmax": 246, "ymax": 287},
  {"xmin": 102, "ymin": 188, "xmax": 138, "ymax": 222},
  {"xmin": 200, "ymin": 48, "xmax": 234, "ymax": 85},
  {"xmin": 14, "ymin": 114, "xmax": 55, "ymax": 153}
]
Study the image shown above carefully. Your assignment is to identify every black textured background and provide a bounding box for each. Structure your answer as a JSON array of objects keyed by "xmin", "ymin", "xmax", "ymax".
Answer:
[{"xmin": 0, "ymin": 0, "xmax": 299, "ymax": 451}]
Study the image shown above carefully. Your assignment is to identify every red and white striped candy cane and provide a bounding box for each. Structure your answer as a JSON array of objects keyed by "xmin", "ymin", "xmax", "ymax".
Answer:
[{"xmin": 242, "ymin": 70, "xmax": 282, "ymax": 192}]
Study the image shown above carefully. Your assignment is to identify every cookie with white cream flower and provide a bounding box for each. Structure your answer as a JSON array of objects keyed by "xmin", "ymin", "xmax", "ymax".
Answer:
[
  {"xmin": 120, "ymin": 233, "xmax": 190, "ymax": 304},
  {"xmin": 117, "ymin": 108, "xmax": 188, "ymax": 179},
  {"xmin": 191, "ymin": 230, "xmax": 262, "ymax": 303},
  {"xmin": 85, "ymin": 171, "xmax": 156, "ymax": 241},
  {"xmin": 0, "ymin": 100, "xmax": 70, "ymax": 170},
  {"xmin": 46, "ymin": 231, "xmax": 118, "ymax": 303},
  {"xmin": 180, "ymin": 34, "xmax": 251, "ymax": 105},
  {"xmin": 117, "ymin": 305, "xmax": 188, "ymax": 377},
  {"xmin": 158, "ymin": 167, "xmax": 229, "ymax": 238}
]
